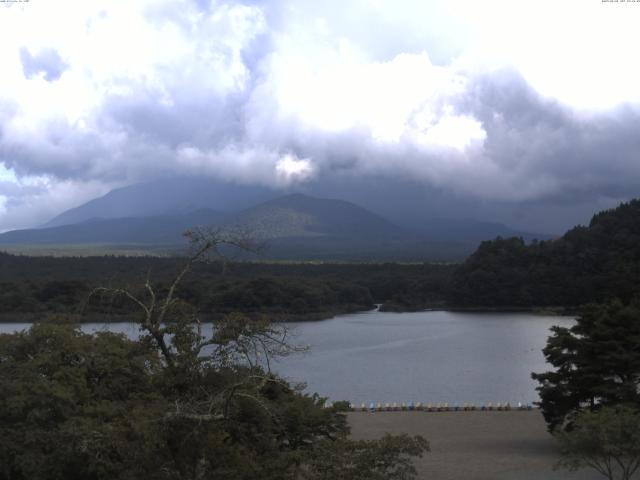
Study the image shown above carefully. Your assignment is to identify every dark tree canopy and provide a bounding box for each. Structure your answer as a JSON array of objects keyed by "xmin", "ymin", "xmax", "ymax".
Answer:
[
  {"xmin": 532, "ymin": 299, "xmax": 640, "ymax": 432},
  {"xmin": 451, "ymin": 199, "xmax": 640, "ymax": 308},
  {"xmin": 0, "ymin": 251, "xmax": 455, "ymax": 320},
  {"xmin": 0, "ymin": 322, "xmax": 366, "ymax": 480}
]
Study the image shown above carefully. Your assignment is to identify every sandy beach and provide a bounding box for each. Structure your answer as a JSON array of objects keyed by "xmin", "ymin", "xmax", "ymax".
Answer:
[{"xmin": 348, "ymin": 410, "xmax": 604, "ymax": 480}]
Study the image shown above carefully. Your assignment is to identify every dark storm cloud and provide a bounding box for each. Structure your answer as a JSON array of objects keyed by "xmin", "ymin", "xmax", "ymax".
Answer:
[
  {"xmin": 455, "ymin": 69, "xmax": 640, "ymax": 202},
  {"xmin": 102, "ymin": 90, "xmax": 247, "ymax": 151},
  {"xmin": 0, "ymin": 116, "xmax": 125, "ymax": 181}
]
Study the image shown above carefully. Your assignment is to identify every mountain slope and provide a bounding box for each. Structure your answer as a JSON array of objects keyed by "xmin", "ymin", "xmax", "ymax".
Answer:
[
  {"xmin": 44, "ymin": 177, "xmax": 276, "ymax": 227},
  {"xmin": 227, "ymin": 193, "xmax": 405, "ymax": 239},
  {"xmin": 2, "ymin": 209, "xmax": 224, "ymax": 245},
  {"xmin": 3, "ymin": 190, "xmax": 548, "ymax": 261},
  {"xmin": 1, "ymin": 194, "xmax": 404, "ymax": 246},
  {"xmin": 42, "ymin": 177, "xmax": 548, "ymax": 242},
  {"xmin": 1, "ymin": 194, "xmax": 460, "ymax": 260},
  {"xmin": 1, "ymin": 194, "xmax": 409, "ymax": 254}
]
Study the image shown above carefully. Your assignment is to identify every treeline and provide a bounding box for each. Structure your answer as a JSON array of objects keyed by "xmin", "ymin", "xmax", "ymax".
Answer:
[
  {"xmin": 450, "ymin": 199, "xmax": 640, "ymax": 307},
  {"xmin": 0, "ymin": 253, "xmax": 454, "ymax": 320}
]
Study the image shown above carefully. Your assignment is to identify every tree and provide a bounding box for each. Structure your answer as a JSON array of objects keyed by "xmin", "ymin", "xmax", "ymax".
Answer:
[
  {"xmin": 532, "ymin": 299, "xmax": 640, "ymax": 432},
  {"xmin": 555, "ymin": 406, "xmax": 640, "ymax": 480},
  {"xmin": 0, "ymin": 228, "xmax": 428, "ymax": 480}
]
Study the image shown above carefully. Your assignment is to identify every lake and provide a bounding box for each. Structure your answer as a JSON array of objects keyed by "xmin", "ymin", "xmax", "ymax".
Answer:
[{"xmin": 0, "ymin": 309, "xmax": 572, "ymax": 406}]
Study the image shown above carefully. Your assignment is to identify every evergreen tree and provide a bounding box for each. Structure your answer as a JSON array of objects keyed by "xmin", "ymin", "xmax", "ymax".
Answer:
[{"xmin": 532, "ymin": 299, "xmax": 640, "ymax": 431}]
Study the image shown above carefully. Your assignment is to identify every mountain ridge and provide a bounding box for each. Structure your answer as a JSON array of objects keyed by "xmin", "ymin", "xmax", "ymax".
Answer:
[
  {"xmin": 4, "ymin": 209, "xmax": 225, "ymax": 245},
  {"xmin": 44, "ymin": 178, "xmax": 277, "ymax": 228},
  {"xmin": 3, "ymin": 186, "xmax": 550, "ymax": 260}
]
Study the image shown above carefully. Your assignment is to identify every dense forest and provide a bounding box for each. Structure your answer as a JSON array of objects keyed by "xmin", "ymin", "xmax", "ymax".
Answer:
[
  {"xmin": 450, "ymin": 199, "xmax": 640, "ymax": 308},
  {"xmin": 0, "ymin": 253, "xmax": 453, "ymax": 321}
]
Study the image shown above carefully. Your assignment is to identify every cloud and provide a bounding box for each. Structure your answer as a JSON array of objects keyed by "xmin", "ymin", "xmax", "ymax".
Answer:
[
  {"xmin": 1, "ymin": 0, "xmax": 265, "ymax": 173},
  {"xmin": 1, "ymin": 0, "xmax": 640, "ymax": 232},
  {"xmin": 457, "ymin": 70, "xmax": 640, "ymax": 201},
  {"xmin": 0, "ymin": 172, "xmax": 109, "ymax": 232},
  {"xmin": 19, "ymin": 48, "xmax": 68, "ymax": 82},
  {"xmin": 175, "ymin": 145, "xmax": 314, "ymax": 187}
]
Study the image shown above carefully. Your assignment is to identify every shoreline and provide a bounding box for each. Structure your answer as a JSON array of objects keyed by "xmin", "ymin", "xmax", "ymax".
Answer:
[
  {"xmin": 380, "ymin": 304, "xmax": 576, "ymax": 316},
  {"xmin": 0, "ymin": 305, "xmax": 575, "ymax": 324}
]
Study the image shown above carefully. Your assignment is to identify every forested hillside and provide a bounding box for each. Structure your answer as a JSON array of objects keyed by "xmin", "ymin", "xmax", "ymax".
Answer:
[{"xmin": 450, "ymin": 199, "xmax": 640, "ymax": 307}]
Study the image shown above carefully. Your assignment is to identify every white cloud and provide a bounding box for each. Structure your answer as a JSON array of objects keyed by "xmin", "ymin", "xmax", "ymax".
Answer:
[
  {"xmin": 258, "ymin": 49, "xmax": 473, "ymax": 142},
  {"xmin": 176, "ymin": 145, "xmax": 313, "ymax": 187},
  {"xmin": 0, "ymin": 163, "xmax": 17, "ymax": 183},
  {"xmin": 0, "ymin": 174, "xmax": 110, "ymax": 231},
  {"xmin": 275, "ymin": 154, "xmax": 314, "ymax": 184},
  {"xmin": 451, "ymin": 0, "xmax": 640, "ymax": 110},
  {"xmin": 411, "ymin": 112, "xmax": 486, "ymax": 151}
]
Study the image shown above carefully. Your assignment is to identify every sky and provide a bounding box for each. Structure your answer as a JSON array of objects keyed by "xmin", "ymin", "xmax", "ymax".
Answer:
[{"xmin": 1, "ymin": 0, "xmax": 640, "ymax": 233}]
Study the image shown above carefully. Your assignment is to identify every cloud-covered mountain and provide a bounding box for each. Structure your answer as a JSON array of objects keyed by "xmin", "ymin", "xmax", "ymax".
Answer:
[
  {"xmin": 1, "ymin": 209, "xmax": 224, "ymax": 245},
  {"xmin": 44, "ymin": 178, "xmax": 277, "ymax": 228},
  {"xmin": 0, "ymin": 188, "xmax": 548, "ymax": 260}
]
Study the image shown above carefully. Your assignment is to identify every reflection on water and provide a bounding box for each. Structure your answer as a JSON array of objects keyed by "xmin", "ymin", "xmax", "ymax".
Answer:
[{"xmin": 0, "ymin": 310, "xmax": 573, "ymax": 405}]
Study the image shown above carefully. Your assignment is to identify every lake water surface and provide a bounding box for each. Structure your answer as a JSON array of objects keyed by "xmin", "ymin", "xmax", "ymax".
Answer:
[{"xmin": 1, "ymin": 310, "xmax": 573, "ymax": 405}]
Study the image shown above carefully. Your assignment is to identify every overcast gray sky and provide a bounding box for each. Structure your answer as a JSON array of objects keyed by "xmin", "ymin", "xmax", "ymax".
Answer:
[{"xmin": 1, "ymin": 0, "xmax": 639, "ymax": 233}]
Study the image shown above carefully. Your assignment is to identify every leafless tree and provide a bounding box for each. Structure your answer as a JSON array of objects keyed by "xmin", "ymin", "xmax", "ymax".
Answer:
[{"xmin": 89, "ymin": 228, "xmax": 304, "ymax": 424}]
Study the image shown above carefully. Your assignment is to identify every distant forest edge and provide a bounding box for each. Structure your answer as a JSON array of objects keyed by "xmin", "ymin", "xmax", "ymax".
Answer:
[
  {"xmin": 2, "ymin": 198, "xmax": 640, "ymax": 319},
  {"xmin": 0, "ymin": 257, "xmax": 453, "ymax": 321}
]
